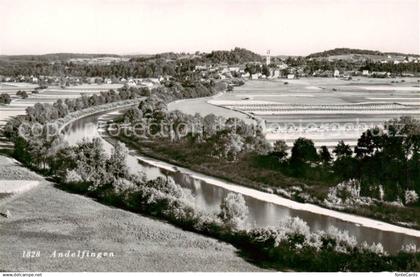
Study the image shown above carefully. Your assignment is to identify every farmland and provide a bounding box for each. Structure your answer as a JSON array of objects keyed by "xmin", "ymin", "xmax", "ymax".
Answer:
[
  {"xmin": 0, "ymin": 83, "xmax": 123, "ymax": 127},
  {"xmin": 174, "ymin": 77, "xmax": 420, "ymax": 147}
]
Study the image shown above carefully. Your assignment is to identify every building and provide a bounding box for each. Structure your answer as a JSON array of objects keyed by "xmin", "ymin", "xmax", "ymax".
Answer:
[
  {"xmin": 251, "ymin": 72, "xmax": 262, "ymax": 80},
  {"xmin": 271, "ymin": 69, "xmax": 280, "ymax": 78},
  {"xmin": 127, "ymin": 79, "xmax": 136, "ymax": 87},
  {"xmin": 266, "ymin": 50, "xmax": 271, "ymax": 65}
]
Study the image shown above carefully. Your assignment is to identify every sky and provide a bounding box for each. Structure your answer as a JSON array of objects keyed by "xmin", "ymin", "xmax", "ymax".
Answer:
[{"xmin": 0, "ymin": 0, "xmax": 419, "ymax": 56}]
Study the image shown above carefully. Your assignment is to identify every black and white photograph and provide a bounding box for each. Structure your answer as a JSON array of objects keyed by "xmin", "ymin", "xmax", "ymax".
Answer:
[{"xmin": 0, "ymin": 0, "xmax": 419, "ymax": 274}]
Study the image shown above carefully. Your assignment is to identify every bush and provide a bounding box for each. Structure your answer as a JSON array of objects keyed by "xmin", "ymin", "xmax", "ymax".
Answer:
[
  {"xmin": 291, "ymin": 137, "xmax": 319, "ymax": 164},
  {"xmin": 0, "ymin": 93, "xmax": 11, "ymax": 104},
  {"xmin": 405, "ymin": 190, "xmax": 419, "ymax": 205},
  {"xmin": 219, "ymin": 192, "xmax": 249, "ymax": 230},
  {"xmin": 16, "ymin": 90, "xmax": 28, "ymax": 99}
]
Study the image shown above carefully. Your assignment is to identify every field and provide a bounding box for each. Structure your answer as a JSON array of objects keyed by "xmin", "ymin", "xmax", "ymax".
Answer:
[
  {"xmin": 0, "ymin": 156, "xmax": 43, "ymax": 197},
  {"xmin": 0, "ymin": 83, "xmax": 123, "ymax": 129},
  {"xmin": 168, "ymin": 93, "xmax": 254, "ymax": 123},
  {"xmin": 176, "ymin": 77, "xmax": 420, "ymax": 147}
]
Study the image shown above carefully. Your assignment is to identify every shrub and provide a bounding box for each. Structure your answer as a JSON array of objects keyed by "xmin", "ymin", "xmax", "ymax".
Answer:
[
  {"xmin": 0, "ymin": 93, "xmax": 11, "ymax": 104},
  {"xmin": 405, "ymin": 190, "xmax": 419, "ymax": 205},
  {"xmin": 360, "ymin": 241, "xmax": 387, "ymax": 256},
  {"xmin": 324, "ymin": 226, "xmax": 357, "ymax": 253},
  {"xmin": 112, "ymin": 178, "xmax": 137, "ymax": 194},
  {"xmin": 401, "ymin": 243, "xmax": 418, "ymax": 254},
  {"xmin": 16, "ymin": 90, "xmax": 28, "ymax": 99},
  {"xmin": 65, "ymin": 169, "xmax": 83, "ymax": 183},
  {"xmin": 324, "ymin": 179, "xmax": 371, "ymax": 208},
  {"xmin": 219, "ymin": 192, "xmax": 249, "ymax": 230}
]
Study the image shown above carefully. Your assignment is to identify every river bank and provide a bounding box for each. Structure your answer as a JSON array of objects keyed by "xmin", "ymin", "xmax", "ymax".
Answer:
[{"xmin": 112, "ymin": 133, "xmax": 420, "ymax": 237}]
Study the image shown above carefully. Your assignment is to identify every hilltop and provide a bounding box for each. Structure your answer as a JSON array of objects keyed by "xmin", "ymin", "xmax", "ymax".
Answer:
[{"xmin": 306, "ymin": 48, "xmax": 420, "ymax": 62}]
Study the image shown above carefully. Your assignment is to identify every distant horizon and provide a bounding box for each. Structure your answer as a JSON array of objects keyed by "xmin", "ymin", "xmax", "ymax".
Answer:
[
  {"xmin": 1, "ymin": 46, "xmax": 419, "ymax": 58},
  {"xmin": 1, "ymin": 0, "xmax": 419, "ymax": 56}
]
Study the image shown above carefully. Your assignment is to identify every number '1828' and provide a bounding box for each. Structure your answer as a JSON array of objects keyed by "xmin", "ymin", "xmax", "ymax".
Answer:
[{"xmin": 22, "ymin": 250, "xmax": 40, "ymax": 258}]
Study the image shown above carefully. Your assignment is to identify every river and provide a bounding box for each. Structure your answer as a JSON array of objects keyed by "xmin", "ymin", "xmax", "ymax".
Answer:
[{"xmin": 62, "ymin": 109, "xmax": 420, "ymax": 253}]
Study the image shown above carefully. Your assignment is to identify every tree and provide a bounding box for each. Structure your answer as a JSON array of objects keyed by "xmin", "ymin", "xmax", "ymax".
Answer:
[
  {"xmin": 244, "ymin": 63, "xmax": 261, "ymax": 78},
  {"xmin": 73, "ymin": 138, "xmax": 109, "ymax": 190},
  {"xmin": 271, "ymin": 140, "xmax": 288, "ymax": 160},
  {"xmin": 333, "ymin": 140, "xmax": 353, "ymax": 159},
  {"xmin": 16, "ymin": 90, "xmax": 28, "ymax": 99},
  {"xmin": 219, "ymin": 192, "xmax": 248, "ymax": 230},
  {"xmin": 0, "ymin": 93, "xmax": 11, "ymax": 104},
  {"xmin": 214, "ymin": 131, "xmax": 244, "ymax": 161},
  {"xmin": 108, "ymin": 142, "xmax": 129, "ymax": 179},
  {"xmin": 354, "ymin": 128, "xmax": 383, "ymax": 158},
  {"xmin": 290, "ymin": 138, "xmax": 318, "ymax": 164},
  {"xmin": 203, "ymin": 114, "xmax": 223, "ymax": 138},
  {"xmin": 124, "ymin": 107, "xmax": 143, "ymax": 123},
  {"xmin": 251, "ymin": 135, "xmax": 273, "ymax": 156},
  {"xmin": 319, "ymin": 146, "xmax": 332, "ymax": 165},
  {"xmin": 261, "ymin": 64, "xmax": 271, "ymax": 77}
]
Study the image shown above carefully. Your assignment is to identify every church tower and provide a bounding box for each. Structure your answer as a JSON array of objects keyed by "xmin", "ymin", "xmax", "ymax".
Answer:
[{"xmin": 266, "ymin": 50, "xmax": 271, "ymax": 65}]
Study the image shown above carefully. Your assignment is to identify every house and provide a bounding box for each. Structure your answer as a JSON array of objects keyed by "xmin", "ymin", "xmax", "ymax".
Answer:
[
  {"xmin": 287, "ymin": 74, "xmax": 295, "ymax": 79},
  {"xmin": 362, "ymin": 70, "xmax": 369, "ymax": 76},
  {"xmin": 220, "ymin": 67, "xmax": 230, "ymax": 74},
  {"xmin": 271, "ymin": 69, "xmax": 280, "ymax": 78},
  {"xmin": 194, "ymin": 65, "xmax": 207, "ymax": 71},
  {"xmin": 148, "ymin": 78, "xmax": 160, "ymax": 84},
  {"xmin": 277, "ymin": 62, "xmax": 288, "ymax": 70},
  {"xmin": 250, "ymin": 72, "xmax": 262, "ymax": 80},
  {"xmin": 407, "ymin": 57, "xmax": 415, "ymax": 62},
  {"xmin": 127, "ymin": 79, "xmax": 136, "ymax": 87},
  {"xmin": 371, "ymin": 71, "xmax": 390, "ymax": 78}
]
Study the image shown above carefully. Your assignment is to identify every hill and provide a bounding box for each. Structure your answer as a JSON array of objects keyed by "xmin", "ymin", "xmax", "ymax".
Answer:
[
  {"xmin": 0, "ymin": 53, "xmax": 122, "ymax": 63},
  {"xmin": 204, "ymin": 47, "xmax": 263, "ymax": 64},
  {"xmin": 307, "ymin": 48, "xmax": 419, "ymax": 61}
]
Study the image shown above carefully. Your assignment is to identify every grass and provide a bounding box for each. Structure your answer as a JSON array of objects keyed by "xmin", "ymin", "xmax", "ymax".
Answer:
[
  {"xmin": 0, "ymin": 181, "xmax": 262, "ymax": 271},
  {"xmin": 0, "ymin": 153, "xmax": 263, "ymax": 271},
  {"xmin": 0, "ymin": 155, "xmax": 43, "ymax": 181}
]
